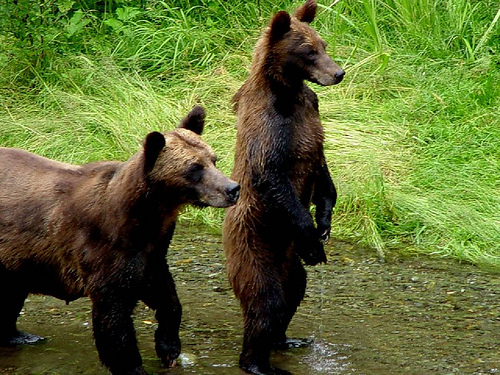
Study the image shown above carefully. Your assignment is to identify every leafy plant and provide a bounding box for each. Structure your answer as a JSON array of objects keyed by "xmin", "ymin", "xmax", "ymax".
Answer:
[{"xmin": 1, "ymin": 0, "xmax": 499, "ymax": 267}]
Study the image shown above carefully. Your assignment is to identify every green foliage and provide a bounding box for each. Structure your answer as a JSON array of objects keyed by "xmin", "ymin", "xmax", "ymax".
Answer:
[
  {"xmin": 1, "ymin": 0, "xmax": 97, "ymax": 85},
  {"xmin": 0, "ymin": 0, "xmax": 291, "ymax": 87},
  {"xmin": 0, "ymin": 0, "xmax": 499, "ymax": 267}
]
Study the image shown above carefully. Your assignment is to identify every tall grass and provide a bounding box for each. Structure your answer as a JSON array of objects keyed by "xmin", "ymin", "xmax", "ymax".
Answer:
[{"xmin": 1, "ymin": 0, "xmax": 499, "ymax": 266}]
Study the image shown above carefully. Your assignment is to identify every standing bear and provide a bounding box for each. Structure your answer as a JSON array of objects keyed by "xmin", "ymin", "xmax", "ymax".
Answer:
[
  {"xmin": 0, "ymin": 106, "xmax": 240, "ymax": 375},
  {"xmin": 222, "ymin": 1, "xmax": 344, "ymax": 374}
]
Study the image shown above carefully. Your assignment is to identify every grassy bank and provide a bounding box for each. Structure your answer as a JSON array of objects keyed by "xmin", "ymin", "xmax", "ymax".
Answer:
[{"xmin": 1, "ymin": 0, "xmax": 499, "ymax": 267}]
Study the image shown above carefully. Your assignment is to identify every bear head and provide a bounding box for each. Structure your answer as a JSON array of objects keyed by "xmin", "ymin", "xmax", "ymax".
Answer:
[
  {"xmin": 142, "ymin": 106, "xmax": 240, "ymax": 208},
  {"xmin": 263, "ymin": 0, "xmax": 345, "ymax": 86}
]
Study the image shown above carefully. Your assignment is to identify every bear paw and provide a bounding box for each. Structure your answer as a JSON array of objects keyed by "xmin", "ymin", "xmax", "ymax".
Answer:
[
  {"xmin": 273, "ymin": 337, "xmax": 313, "ymax": 350},
  {"xmin": 294, "ymin": 237, "xmax": 327, "ymax": 266},
  {"xmin": 1, "ymin": 331, "xmax": 45, "ymax": 346},
  {"xmin": 156, "ymin": 341, "xmax": 181, "ymax": 368},
  {"xmin": 240, "ymin": 363, "xmax": 292, "ymax": 375}
]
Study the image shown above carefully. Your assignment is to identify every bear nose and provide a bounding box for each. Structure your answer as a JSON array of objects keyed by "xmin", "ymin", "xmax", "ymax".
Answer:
[
  {"xmin": 226, "ymin": 183, "xmax": 240, "ymax": 203},
  {"xmin": 334, "ymin": 69, "xmax": 345, "ymax": 83}
]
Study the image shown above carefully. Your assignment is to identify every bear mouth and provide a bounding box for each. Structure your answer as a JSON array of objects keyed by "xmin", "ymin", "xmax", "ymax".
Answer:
[
  {"xmin": 309, "ymin": 67, "xmax": 345, "ymax": 86},
  {"xmin": 309, "ymin": 74, "xmax": 343, "ymax": 86},
  {"xmin": 193, "ymin": 201, "xmax": 209, "ymax": 208}
]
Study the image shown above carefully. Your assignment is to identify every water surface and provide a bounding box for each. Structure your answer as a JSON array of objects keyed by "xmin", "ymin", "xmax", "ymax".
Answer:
[{"xmin": 1, "ymin": 225, "xmax": 499, "ymax": 374}]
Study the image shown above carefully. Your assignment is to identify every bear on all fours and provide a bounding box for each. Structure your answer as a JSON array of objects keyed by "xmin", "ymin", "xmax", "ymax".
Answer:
[{"xmin": 0, "ymin": 106, "xmax": 240, "ymax": 375}]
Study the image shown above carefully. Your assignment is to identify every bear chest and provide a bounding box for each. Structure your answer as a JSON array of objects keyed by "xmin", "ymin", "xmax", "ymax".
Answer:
[
  {"xmin": 289, "ymin": 117, "xmax": 323, "ymax": 166},
  {"xmin": 287, "ymin": 118, "xmax": 323, "ymax": 196}
]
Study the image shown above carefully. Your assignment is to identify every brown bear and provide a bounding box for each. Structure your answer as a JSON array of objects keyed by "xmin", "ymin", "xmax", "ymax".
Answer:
[
  {"xmin": 222, "ymin": 1, "xmax": 344, "ymax": 374},
  {"xmin": 0, "ymin": 106, "xmax": 240, "ymax": 375}
]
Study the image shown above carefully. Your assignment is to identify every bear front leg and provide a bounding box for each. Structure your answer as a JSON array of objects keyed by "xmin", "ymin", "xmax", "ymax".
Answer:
[
  {"xmin": 141, "ymin": 259, "xmax": 182, "ymax": 367},
  {"xmin": 0, "ymin": 281, "xmax": 44, "ymax": 346},
  {"xmin": 312, "ymin": 162, "xmax": 337, "ymax": 243},
  {"xmin": 254, "ymin": 168, "xmax": 326, "ymax": 265},
  {"xmin": 91, "ymin": 295, "xmax": 146, "ymax": 375}
]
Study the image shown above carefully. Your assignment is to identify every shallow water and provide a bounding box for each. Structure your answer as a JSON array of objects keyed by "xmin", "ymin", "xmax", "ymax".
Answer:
[{"xmin": 1, "ymin": 225, "xmax": 500, "ymax": 374}]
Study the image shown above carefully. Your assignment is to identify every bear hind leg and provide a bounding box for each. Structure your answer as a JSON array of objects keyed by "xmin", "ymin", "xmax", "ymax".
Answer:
[
  {"xmin": 272, "ymin": 255, "xmax": 309, "ymax": 350},
  {"xmin": 239, "ymin": 284, "xmax": 292, "ymax": 375},
  {"xmin": 240, "ymin": 318, "xmax": 292, "ymax": 375}
]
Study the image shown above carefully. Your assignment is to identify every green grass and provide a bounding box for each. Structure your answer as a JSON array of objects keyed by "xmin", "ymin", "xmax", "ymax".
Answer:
[{"xmin": 0, "ymin": 0, "xmax": 499, "ymax": 267}]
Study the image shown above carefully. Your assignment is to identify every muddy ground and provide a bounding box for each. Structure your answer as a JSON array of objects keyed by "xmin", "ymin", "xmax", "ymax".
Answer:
[{"xmin": 1, "ymin": 225, "xmax": 499, "ymax": 374}]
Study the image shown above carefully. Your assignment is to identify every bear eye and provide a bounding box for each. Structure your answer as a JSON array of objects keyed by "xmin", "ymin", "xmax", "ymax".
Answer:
[
  {"xmin": 186, "ymin": 163, "xmax": 204, "ymax": 183},
  {"xmin": 304, "ymin": 49, "xmax": 317, "ymax": 63}
]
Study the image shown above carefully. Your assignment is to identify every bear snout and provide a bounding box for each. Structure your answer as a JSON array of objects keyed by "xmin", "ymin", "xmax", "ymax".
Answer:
[
  {"xmin": 195, "ymin": 170, "xmax": 240, "ymax": 208},
  {"xmin": 225, "ymin": 182, "xmax": 241, "ymax": 205},
  {"xmin": 310, "ymin": 55, "xmax": 345, "ymax": 86},
  {"xmin": 334, "ymin": 69, "xmax": 345, "ymax": 84},
  {"xmin": 313, "ymin": 66, "xmax": 345, "ymax": 86}
]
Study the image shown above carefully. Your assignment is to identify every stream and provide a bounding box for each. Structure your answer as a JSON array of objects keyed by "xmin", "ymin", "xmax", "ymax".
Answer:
[{"xmin": 1, "ymin": 225, "xmax": 499, "ymax": 374}]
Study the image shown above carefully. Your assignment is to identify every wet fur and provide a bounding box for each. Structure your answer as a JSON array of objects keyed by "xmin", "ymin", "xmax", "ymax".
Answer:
[
  {"xmin": 223, "ymin": 1, "xmax": 342, "ymax": 374},
  {"xmin": 0, "ymin": 107, "xmax": 239, "ymax": 375}
]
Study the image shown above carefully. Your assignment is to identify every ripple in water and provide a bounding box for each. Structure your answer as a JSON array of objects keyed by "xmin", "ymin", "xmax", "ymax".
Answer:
[{"xmin": 301, "ymin": 338, "xmax": 353, "ymax": 374}]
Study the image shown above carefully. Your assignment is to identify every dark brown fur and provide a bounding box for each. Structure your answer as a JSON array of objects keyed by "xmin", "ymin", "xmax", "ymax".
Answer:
[
  {"xmin": 223, "ymin": 1, "xmax": 343, "ymax": 374},
  {"xmin": 0, "ymin": 106, "xmax": 240, "ymax": 375}
]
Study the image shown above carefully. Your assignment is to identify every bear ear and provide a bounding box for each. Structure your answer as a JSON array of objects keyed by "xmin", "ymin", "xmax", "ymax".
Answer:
[
  {"xmin": 294, "ymin": 0, "xmax": 317, "ymax": 24},
  {"xmin": 178, "ymin": 105, "xmax": 205, "ymax": 135},
  {"xmin": 269, "ymin": 11, "xmax": 291, "ymax": 43},
  {"xmin": 143, "ymin": 131, "xmax": 166, "ymax": 172}
]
